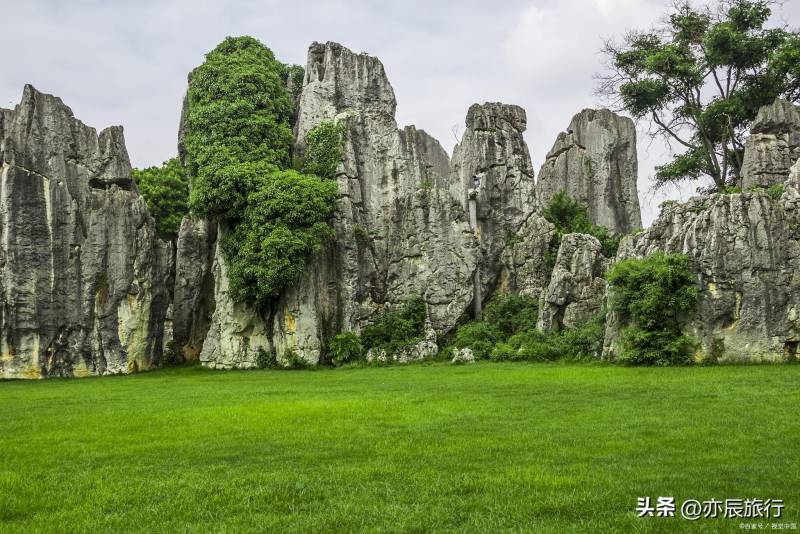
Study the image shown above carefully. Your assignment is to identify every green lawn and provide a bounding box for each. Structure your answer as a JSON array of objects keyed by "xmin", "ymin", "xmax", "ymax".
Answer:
[{"xmin": 1, "ymin": 362, "xmax": 798, "ymax": 533}]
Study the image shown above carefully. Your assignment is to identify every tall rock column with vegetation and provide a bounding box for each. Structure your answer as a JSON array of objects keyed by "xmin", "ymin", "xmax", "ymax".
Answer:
[{"xmin": 178, "ymin": 36, "xmax": 340, "ymax": 368}]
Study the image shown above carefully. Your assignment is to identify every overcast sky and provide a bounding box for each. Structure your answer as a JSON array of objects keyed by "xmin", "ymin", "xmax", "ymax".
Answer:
[{"xmin": 2, "ymin": 0, "xmax": 798, "ymax": 225}]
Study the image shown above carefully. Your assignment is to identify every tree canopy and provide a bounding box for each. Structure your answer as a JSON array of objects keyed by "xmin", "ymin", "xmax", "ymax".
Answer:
[
  {"xmin": 182, "ymin": 36, "xmax": 343, "ymax": 309},
  {"xmin": 132, "ymin": 157, "xmax": 189, "ymax": 239},
  {"xmin": 598, "ymin": 0, "xmax": 800, "ymax": 191}
]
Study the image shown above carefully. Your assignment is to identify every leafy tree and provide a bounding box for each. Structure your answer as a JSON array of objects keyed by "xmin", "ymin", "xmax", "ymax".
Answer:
[
  {"xmin": 222, "ymin": 169, "xmax": 338, "ymax": 308},
  {"xmin": 182, "ymin": 36, "xmax": 344, "ymax": 309},
  {"xmin": 184, "ymin": 36, "xmax": 294, "ymax": 221},
  {"xmin": 606, "ymin": 252, "xmax": 698, "ymax": 365},
  {"xmin": 284, "ymin": 64, "xmax": 305, "ymax": 100},
  {"xmin": 598, "ymin": 0, "xmax": 800, "ymax": 191},
  {"xmin": 132, "ymin": 157, "xmax": 189, "ymax": 239}
]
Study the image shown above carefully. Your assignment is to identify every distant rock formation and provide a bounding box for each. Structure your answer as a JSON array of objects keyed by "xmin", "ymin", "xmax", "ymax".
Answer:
[
  {"xmin": 741, "ymin": 99, "xmax": 800, "ymax": 189},
  {"xmin": 0, "ymin": 85, "xmax": 171, "ymax": 379},
  {"xmin": 449, "ymin": 102, "xmax": 538, "ymax": 299},
  {"xmin": 537, "ymin": 109, "xmax": 641, "ymax": 234},
  {"xmin": 2, "ymin": 42, "xmax": 665, "ymax": 377}
]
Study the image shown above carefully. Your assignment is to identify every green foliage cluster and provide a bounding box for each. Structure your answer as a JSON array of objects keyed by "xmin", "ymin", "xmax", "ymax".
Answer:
[
  {"xmin": 542, "ymin": 191, "xmax": 622, "ymax": 268},
  {"xmin": 490, "ymin": 315, "xmax": 606, "ymax": 362},
  {"xmin": 606, "ymin": 252, "xmax": 699, "ymax": 365},
  {"xmin": 323, "ymin": 296, "xmax": 428, "ymax": 365},
  {"xmin": 447, "ymin": 292, "xmax": 605, "ymax": 362},
  {"xmin": 360, "ymin": 296, "xmax": 427, "ymax": 356},
  {"xmin": 327, "ymin": 332, "xmax": 363, "ymax": 366},
  {"xmin": 182, "ymin": 36, "xmax": 344, "ymax": 309},
  {"xmin": 131, "ymin": 158, "xmax": 189, "ymax": 239},
  {"xmin": 222, "ymin": 170, "xmax": 338, "ymax": 307},
  {"xmin": 748, "ymin": 183, "xmax": 784, "ymax": 199},
  {"xmin": 284, "ymin": 64, "xmax": 305, "ymax": 100},
  {"xmin": 302, "ymin": 120, "xmax": 347, "ymax": 179},
  {"xmin": 599, "ymin": 0, "xmax": 800, "ymax": 190}
]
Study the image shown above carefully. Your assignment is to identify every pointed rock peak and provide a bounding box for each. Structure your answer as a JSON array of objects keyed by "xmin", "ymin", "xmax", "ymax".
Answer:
[
  {"xmin": 537, "ymin": 107, "xmax": 641, "ymax": 234},
  {"xmin": 301, "ymin": 41, "xmax": 396, "ymax": 120},
  {"xmin": 466, "ymin": 102, "xmax": 527, "ymax": 132},
  {"xmin": 18, "ymin": 84, "xmax": 74, "ymax": 118}
]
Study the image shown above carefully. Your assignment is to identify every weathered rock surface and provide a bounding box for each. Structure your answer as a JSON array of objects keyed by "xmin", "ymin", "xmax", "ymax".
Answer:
[
  {"xmin": 0, "ymin": 85, "xmax": 170, "ymax": 378},
  {"xmin": 199, "ymin": 232, "xmax": 271, "ymax": 369},
  {"xmin": 537, "ymin": 109, "xmax": 641, "ymax": 233},
  {"xmin": 498, "ymin": 213, "xmax": 555, "ymax": 299},
  {"xmin": 450, "ymin": 102, "xmax": 538, "ymax": 298},
  {"xmin": 741, "ymin": 99, "xmax": 800, "ymax": 189},
  {"xmin": 605, "ymin": 175, "xmax": 800, "ymax": 362},
  {"xmin": 538, "ymin": 233, "xmax": 608, "ymax": 332},
  {"xmin": 451, "ymin": 347, "xmax": 475, "ymax": 364},
  {"xmin": 172, "ymin": 215, "xmax": 216, "ymax": 361}
]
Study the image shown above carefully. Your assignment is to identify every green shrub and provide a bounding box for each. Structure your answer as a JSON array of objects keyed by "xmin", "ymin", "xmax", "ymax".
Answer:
[
  {"xmin": 606, "ymin": 252, "xmax": 698, "ymax": 365},
  {"xmin": 256, "ymin": 348, "xmax": 277, "ymax": 369},
  {"xmin": 280, "ymin": 349, "xmax": 310, "ymax": 369},
  {"xmin": 360, "ymin": 296, "xmax": 427, "ymax": 355},
  {"xmin": 557, "ymin": 314, "xmax": 606, "ymax": 360},
  {"xmin": 450, "ymin": 322, "xmax": 503, "ymax": 360},
  {"xmin": 493, "ymin": 329, "xmax": 558, "ymax": 361},
  {"xmin": 490, "ymin": 316, "xmax": 605, "ymax": 362},
  {"xmin": 132, "ymin": 158, "xmax": 189, "ymax": 239},
  {"xmin": 328, "ymin": 332, "xmax": 363, "ymax": 366},
  {"xmin": 616, "ymin": 328, "xmax": 696, "ymax": 366},
  {"xmin": 749, "ymin": 183, "xmax": 784, "ymax": 200},
  {"xmin": 483, "ymin": 292, "xmax": 538, "ymax": 336},
  {"xmin": 303, "ymin": 120, "xmax": 347, "ymax": 179}
]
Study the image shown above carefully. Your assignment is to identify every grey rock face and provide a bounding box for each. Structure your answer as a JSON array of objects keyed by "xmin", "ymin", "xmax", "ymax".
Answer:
[
  {"xmin": 537, "ymin": 233, "xmax": 607, "ymax": 332},
  {"xmin": 450, "ymin": 102, "xmax": 538, "ymax": 298},
  {"xmin": 537, "ymin": 109, "xmax": 641, "ymax": 233},
  {"xmin": 741, "ymin": 99, "xmax": 800, "ymax": 189},
  {"xmin": 199, "ymin": 231, "xmax": 271, "ymax": 369},
  {"xmin": 605, "ymin": 179, "xmax": 800, "ymax": 362},
  {"xmin": 0, "ymin": 85, "xmax": 170, "ymax": 378},
  {"xmin": 172, "ymin": 215, "xmax": 216, "ymax": 361},
  {"xmin": 498, "ymin": 213, "xmax": 555, "ymax": 299}
]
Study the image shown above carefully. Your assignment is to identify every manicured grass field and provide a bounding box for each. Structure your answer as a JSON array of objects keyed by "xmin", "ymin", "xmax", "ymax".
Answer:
[{"xmin": 1, "ymin": 362, "xmax": 798, "ymax": 533}]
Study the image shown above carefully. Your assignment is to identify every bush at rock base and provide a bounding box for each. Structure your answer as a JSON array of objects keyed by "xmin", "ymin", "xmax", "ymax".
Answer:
[
  {"xmin": 327, "ymin": 332, "xmax": 363, "ymax": 366},
  {"xmin": 606, "ymin": 252, "xmax": 698, "ymax": 366}
]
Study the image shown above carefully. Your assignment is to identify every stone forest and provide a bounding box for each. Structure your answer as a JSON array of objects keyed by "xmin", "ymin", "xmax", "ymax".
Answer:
[{"xmin": 1, "ymin": 36, "xmax": 800, "ymax": 379}]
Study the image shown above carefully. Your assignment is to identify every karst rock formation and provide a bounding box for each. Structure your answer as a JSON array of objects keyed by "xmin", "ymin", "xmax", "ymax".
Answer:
[
  {"xmin": 5, "ymin": 41, "xmax": 800, "ymax": 378},
  {"xmin": 0, "ymin": 85, "xmax": 171, "ymax": 379}
]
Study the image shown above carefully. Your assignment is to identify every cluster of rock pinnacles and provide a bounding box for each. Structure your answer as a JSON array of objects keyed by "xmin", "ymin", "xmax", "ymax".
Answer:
[{"xmin": 2, "ymin": 42, "xmax": 799, "ymax": 378}]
